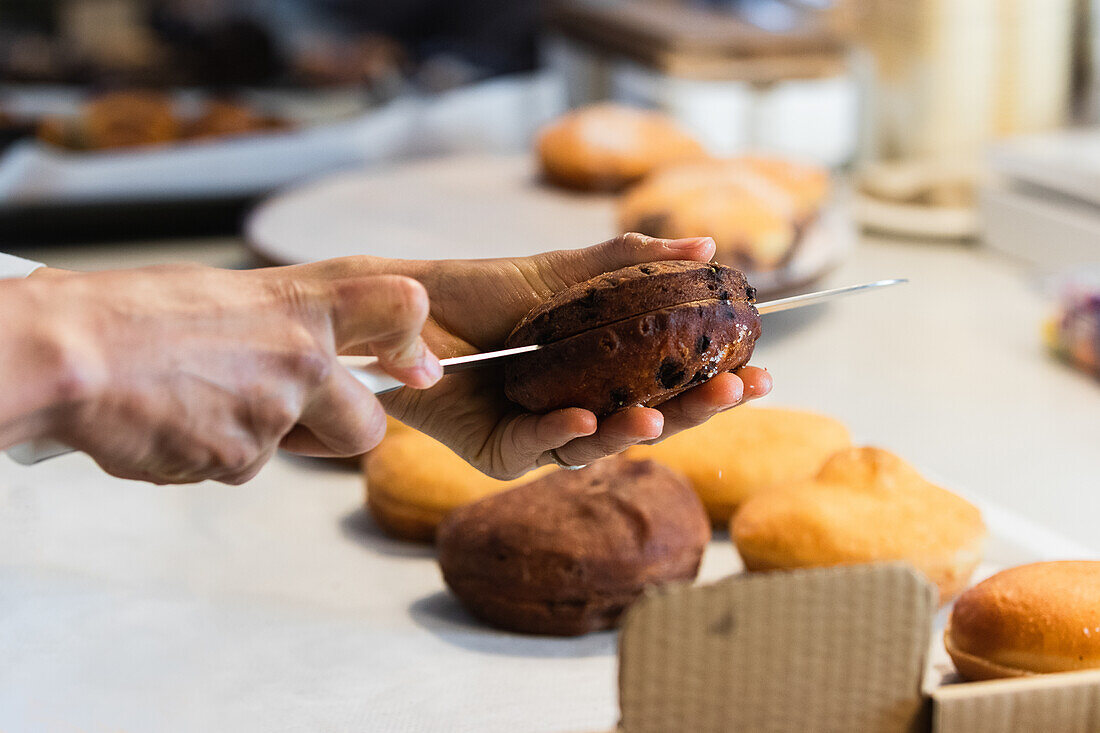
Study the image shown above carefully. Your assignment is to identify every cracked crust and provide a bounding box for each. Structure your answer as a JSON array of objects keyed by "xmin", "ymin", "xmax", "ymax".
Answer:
[{"xmin": 436, "ymin": 458, "xmax": 709, "ymax": 635}]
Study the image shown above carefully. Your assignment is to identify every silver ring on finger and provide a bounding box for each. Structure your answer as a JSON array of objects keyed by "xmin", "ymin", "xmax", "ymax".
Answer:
[{"xmin": 549, "ymin": 448, "xmax": 587, "ymax": 471}]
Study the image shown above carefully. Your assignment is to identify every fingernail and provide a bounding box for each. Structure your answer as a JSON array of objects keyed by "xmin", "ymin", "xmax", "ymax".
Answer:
[
  {"xmin": 665, "ymin": 236, "xmax": 714, "ymax": 251},
  {"xmin": 416, "ymin": 350, "xmax": 443, "ymax": 384}
]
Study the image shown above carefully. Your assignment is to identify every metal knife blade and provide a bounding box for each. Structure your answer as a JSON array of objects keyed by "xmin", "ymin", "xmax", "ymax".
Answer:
[{"xmin": 430, "ymin": 277, "xmax": 908, "ymax": 371}]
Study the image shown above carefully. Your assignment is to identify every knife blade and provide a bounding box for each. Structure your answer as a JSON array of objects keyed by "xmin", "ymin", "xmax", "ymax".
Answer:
[
  {"xmin": 338, "ymin": 277, "xmax": 908, "ymax": 394},
  {"xmin": 6, "ymin": 278, "xmax": 906, "ymax": 465}
]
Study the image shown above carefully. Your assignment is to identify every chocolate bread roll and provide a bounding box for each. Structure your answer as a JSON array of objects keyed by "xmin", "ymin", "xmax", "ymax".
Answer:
[
  {"xmin": 503, "ymin": 261, "xmax": 761, "ymax": 416},
  {"xmin": 436, "ymin": 457, "xmax": 710, "ymax": 636}
]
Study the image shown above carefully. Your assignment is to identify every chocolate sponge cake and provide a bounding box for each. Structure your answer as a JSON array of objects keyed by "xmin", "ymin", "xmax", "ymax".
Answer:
[
  {"xmin": 436, "ymin": 457, "xmax": 710, "ymax": 636},
  {"xmin": 503, "ymin": 261, "xmax": 761, "ymax": 416}
]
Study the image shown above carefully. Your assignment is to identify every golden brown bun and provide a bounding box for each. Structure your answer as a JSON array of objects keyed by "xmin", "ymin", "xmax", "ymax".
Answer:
[
  {"xmin": 625, "ymin": 407, "xmax": 850, "ymax": 524},
  {"xmin": 736, "ymin": 155, "xmax": 830, "ymax": 222},
  {"xmin": 537, "ymin": 104, "xmax": 706, "ymax": 192},
  {"xmin": 618, "ymin": 157, "xmax": 829, "ymax": 271},
  {"xmin": 946, "ymin": 561, "xmax": 1100, "ymax": 680},
  {"xmin": 363, "ymin": 423, "xmax": 554, "ymax": 542},
  {"xmin": 731, "ymin": 447, "xmax": 986, "ymax": 604}
]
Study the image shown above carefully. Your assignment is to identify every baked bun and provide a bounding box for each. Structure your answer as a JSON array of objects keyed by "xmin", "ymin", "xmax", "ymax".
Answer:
[
  {"xmin": 363, "ymin": 424, "xmax": 553, "ymax": 542},
  {"xmin": 537, "ymin": 104, "xmax": 706, "ymax": 192},
  {"xmin": 731, "ymin": 447, "xmax": 986, "ymax": 604},
  {"xmin": 946, "ymin": 561, "xmax": 1100, "ymax": 681},
  {"xmin": 618, "ymin": 157, "xmax": 829, "ymax": 271},
  {"xmin": 82, "ymin": 91, "xmax": 180, "ymax": 150},
  {"xmin": 503, "ymin": 260, "xmax": 761, "ymax": 416},
  {"xmin": 625, "ymin": 407, "xmax": 851, "ymax": 523},
  {"xmin": 436, "ymin": 458, "xmax": 710, "ymax": 635}
]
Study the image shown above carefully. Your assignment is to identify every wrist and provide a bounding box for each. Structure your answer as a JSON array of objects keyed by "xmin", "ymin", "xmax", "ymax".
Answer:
[{"xmin": 0, "ymin": 279, "xmax": 104, "ymax": 448}]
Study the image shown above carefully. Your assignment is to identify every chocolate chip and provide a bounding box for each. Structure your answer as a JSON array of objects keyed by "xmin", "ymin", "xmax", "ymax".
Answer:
[
  {"xmin": 695, "ymin": 334, "xmax": 711, "ymax": 353},
  {"xmin": 610, "ymin": 388, "xmax": 632, "ymax": 408},
  {"xmin": 745, "ymin": 285, "xmax": 757, "ymax": 302},
  {"xmin": 657, "ymin": 358, "xmax": 686, "ymax": 389},
  {"xmin": 638, "ymin": 265, "xmax": 656, "ymax": 275},
  {"xmin": 578, "ymin": 290, "xmax": 601, "ymax": 309},
  {"xmin": 718, "ymin": 290, "xmax": 730, "ymax": 302}
]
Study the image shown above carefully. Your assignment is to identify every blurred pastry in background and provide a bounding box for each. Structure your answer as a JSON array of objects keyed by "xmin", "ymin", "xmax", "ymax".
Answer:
[
  {"xmin": 853, "ymin": 159, "xmax": 981, "ymax": 240},
  {"xmin": 187, "ymin": 99, "xmax": 290, "ymax": 140},
  {"xmin": 731, "ymin": 446, "xmax": 986, "ymax": 604},
  {"xmin": 1045, "ymin": 286, "xmax": 1100, "ymax": 379},
  {"xmin": 618, "ymin": 157, "xmax": 829, "ymax": 271},
  {"xmin": 293, "ymin": 33, "xmax": 409, "ymax": 94},
  {"xmin": 35, "ymin": 90, "xmax": 292, "ymax": 151},
  {"xmin": 536, "ymin": 104, "xmax": 706, "ymax": 192},
  {"xmin": 363, "ymin": 424, "xmax": 553, "ymax": 542},
  {"xmin": 625, "ymin": 407, "xmax": 850, "ymax": 524},
  {"xmin": 945, "ymin": 561, "xmax": 1100, "ymax": 681},
  {"xmin": 82, "ymin": 91, "xmax": 180, "ymax": 150},
  {"xmin": 436, "ymin": 458, "xmax": 709, "ymax": 636}
]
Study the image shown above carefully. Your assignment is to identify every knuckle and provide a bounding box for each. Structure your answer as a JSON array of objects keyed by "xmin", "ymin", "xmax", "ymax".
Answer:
[
  {"xmin": 272, "ymin": 278, "xmax": 323, "ymax": 314},
  {"xmin": 251, "ymin": 395, "xmax": 299, "ymax": 436},
  {"xmin": 282, "ymin": 343, "xmax": 332, "ymax": 387},
  {"xmin": 210, "ymin": 440, "xmax": 256, "ymax": 475},
  {"xmin": 619, "ymin": 232, "xmax": 651, "ymax": 250},
  {"xmin": 384, "ymin": 276, "xmax": 429, "ymax": 326}
]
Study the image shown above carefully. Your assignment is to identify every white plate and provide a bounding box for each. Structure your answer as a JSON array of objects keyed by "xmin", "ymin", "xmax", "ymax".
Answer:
[{"xmin": 246, "ymin": 153, "xmax": 856, "ymax": 297}]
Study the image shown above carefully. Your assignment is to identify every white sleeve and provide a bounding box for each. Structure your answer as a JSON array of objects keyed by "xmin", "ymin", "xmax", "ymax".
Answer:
[
  {"xmin": 1, "ymin": 251, "xmax": 69, "ymax": 465},
  {"xmin": 0, "ymin": 253, "xmax": 44, "ymax": 279}
]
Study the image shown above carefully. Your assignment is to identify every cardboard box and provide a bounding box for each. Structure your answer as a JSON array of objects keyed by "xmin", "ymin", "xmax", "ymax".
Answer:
[{"xmin": 600, "ymin": 564, "xmax": 1100, "ymax": 732}]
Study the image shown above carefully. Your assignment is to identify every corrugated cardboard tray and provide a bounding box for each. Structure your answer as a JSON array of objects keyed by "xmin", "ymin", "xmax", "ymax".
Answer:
[{"xmin": 605, "ymin": 560, "xmax": 1100, "ymax": 732}]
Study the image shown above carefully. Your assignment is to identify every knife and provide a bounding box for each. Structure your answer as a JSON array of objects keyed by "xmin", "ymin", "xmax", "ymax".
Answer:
[{"xmin": 6, "ymin": 278, "xmax": 905, "ymax": 465}]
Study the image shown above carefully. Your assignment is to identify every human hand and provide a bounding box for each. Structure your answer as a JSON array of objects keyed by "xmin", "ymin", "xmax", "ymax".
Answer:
[
  {"xmin": 16, "ymin": 264, "xmax": 440, "ymax": 484},
  {"xmin": 298, "ymin": 234, "xmax": 771, "ymax": 478}
]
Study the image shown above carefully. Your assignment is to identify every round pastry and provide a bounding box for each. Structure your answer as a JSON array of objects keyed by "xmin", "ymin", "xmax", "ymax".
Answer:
[
  {"xmin": 536, "ymin": 104, "xmax": 706, "ymax": 192},
  {"xmin": 503, "ymin": 260, "xmax": 761, "ymax": 417},
  {"xmin": 625, "ymin": 406, "xmax": 851, "ymax": 524},
  {"xmin": 618, "ymin": 157, "xmax": 829, "ymax": 271},
  {"xmin": 730, "ymin": 447, "xmax": 986, "ymax": 604},
  {"xmin": 736, "ymin": 155, "xmax": 830, "ymax": 224},
  {"xmin": 363, "ymin": 425, "xmax": 553, "ymax": 542},
  {"xmin": 436, "ymin": 457, "xmax": 710, "ymax": 635},
  {"xmin": 82, "ymin": 91, "xmax": 179, "ymax": 150},
  {"xmin": 945, "ymin": 561, "xmax": 1100, "ymax": 681},
  {"xmin": 187, "ymin": 100, "xmax": 285, "ymax": 140}
]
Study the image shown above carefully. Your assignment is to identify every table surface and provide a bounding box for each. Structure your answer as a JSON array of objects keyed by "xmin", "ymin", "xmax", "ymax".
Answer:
[{"xmin": 3, "ymin": 231, "xmax": 1100, "ymax": 732}]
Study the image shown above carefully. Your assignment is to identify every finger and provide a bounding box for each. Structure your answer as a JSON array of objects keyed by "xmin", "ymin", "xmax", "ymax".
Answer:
[
  {"xmin": 736, "ymin": 366, "xmax": 772, "ymax": 402},
  {"xmin": 282, "ymin": 367, "xmax": 388, "ymax": 457},
  {"xmin": 521, "ymin": 232, "xmax": 717, "ymax": 290},
  {"xmin": 551, "ymin": 406, "xmax": 664, "ymax": 467},
  {"xmin": 489, "ymin": 408, "xmax": 596, "ymax": 478},
  {"xmin": 330, "ymin": 275, "xmax": 441, "ymax": 388},
  {"xmin": 650, "ymin": 372, "xmax": 745, "ymax": 441}
]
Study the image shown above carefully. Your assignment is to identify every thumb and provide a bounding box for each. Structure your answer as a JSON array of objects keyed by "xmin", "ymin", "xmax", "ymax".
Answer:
[
  {"xmin": 521, "ymin": 232, "xmax": 716, "ymax": 289},
  {"xmin": 329, "ymin": 274, "xmax": 441, "ymax": 389}
]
